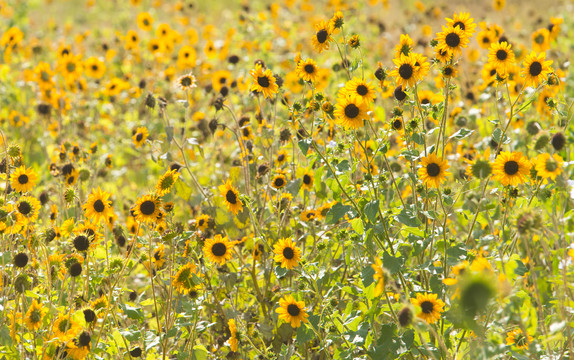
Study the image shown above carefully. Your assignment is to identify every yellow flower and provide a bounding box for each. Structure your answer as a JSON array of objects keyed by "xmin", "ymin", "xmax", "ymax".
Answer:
[
  {"xmin": 492, "ymin": 151, "xmax": 531, "ymax": 186},
  {"xmin": 219, "ymin": 180, "xmax": 243, "ymax": 215},
  {"xmin": 371, "ymin": 258, "xmax": 386, "ymax": 297},
  {"xmin": 10, "ymin": 165, "xmax": 38, "ymax": 193},
  {"xmin": 276, "ymin": 295, "xmax": 309, "ymax": 328},
  {"xmin": 273, "ymin": 238, "xmax": 301, "ymax": 270},
  {"xmin": 334, "ymin": 95, "xmax": 369, "ymax": 130},
  {"xmin": 311, "ymin": 20, "xmax": 332, "ymax": 53},
  {"xmin": 24, "ymin": 299, "xmax": 46, "ymax": 331},
  {"xmin": 173, "ymin": 262, "xmax": 201, "ymax": 294},
  {"xmin": 410, "ymin": 293, "xmax": 445, "ymax": 324},
  {"xmin": 487, "ymin": 42, "xmax": 515, "ymax": 75},
  {"xmin": 203, "ymin": 234, "xmax": 235, "ymax": 265},
  {"xmin": 156, "ymin": 169, "xmax": 180, "ymax": 196},
  {"xmin": 436, "ymin": 25, "xmax": 470, "ymax": 57},
  {"xmin": 506, "ymin": 328, "xmax": 532, "ymax": 349},
  {"xmin": 533, "ymin": 153, "xmax": 563, "ymax": 181},
  {"xmin": 250, "ymin": 64, "xmax": 278, "ymax": 99},
  {"xmin": 521, "ymin": 52, "xmax": 553, "ymax": 87},
  {"xmin": 82, "ymin": 187, "xmax": 113, "ymax": 224},
  {"xmin": 52, "ymin": 314, "xmax": 82, "ymax": 342},
  {"xmin": 417, "ymin": 153, "xmax": 450, "ymax": 188},
  {"xmin": 133, "ymin": 194, "xmax": 161, "ymax": 223},
  {"xmin": 296, "ymin": 58, "xmax": 319, "ymax": 83},
  {"xmin": 132, "ymin": 126, "xmax": 149, "ymax": 148}
]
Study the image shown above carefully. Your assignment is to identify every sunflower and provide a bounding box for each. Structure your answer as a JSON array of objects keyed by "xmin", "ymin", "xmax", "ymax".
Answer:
[
  {"xmin": 521, "ymin": 52, "xmax": 553, "ymax": 87},
  {"xmin": 334, "ymin": 95, "xmax": 369, "ymax": 130},
  {"xmin": 271, "ymin": 173, "xmax": 287, "ymax": 189},
  {"xmin": 219, "ymin": 180, "xmax": 243, "ymax": 215},
  {"xmin": 394, "ymin": 34, "xmax": 413, "ymax": 57},
  {"xmin": 173, "ymin": 263, "xmax": 201, "ymax": 294},
  {"xmin": 84, "ymin": 57, "xmax": 106, "ymax": 79},
  {"xmin": 250, "ymin": 64, "xmax": 278, "ymax": 99},
  {"xmin": 301, "ymin": 170, "xmax": 314, "ymax": 191},
  {"xmin": 488, "ymin": 42, "xmax": 515, "ymax": 74},
  {"xmin": 441, "ymin": 64, "xmax": 458, "ymax": 79},
  {"xmin": 446, "ymin": 12, "xmax": 476, "ymax": 38},
  {"xmin": 276, "ymin": 295, "xmax": 309, "ymax": 328},
  {"xmin": 410, "ymin": 293, "xmax": 445, "ymax": 324},
  {"xmin": 203, "ymin": 234, "xmax": 235, "ymax": 266},
  {"xmin": 228, "ymin": 319, "xmax": 238, "ymax": 352},
  {"xmin": 133, "ymin": 194, "xmax": 161, "ymax": 223},
  {"xmin": 296, "ymin": 58, "xmax": 319, "ymax": 83},
  {"xmin": 152, "ymin": 243, "xmax": 166, "ymax": 268},
  {"xmin": 90, "ymin": 295, "xmax": 108, "ymax": 318},
  {"xmin": 57, "ymin": 53, "xmax": 83, "ymax": 80},
  {"xmin": 492, "ymin": 152, "xmax": 531, "ymax": 186},
  {"xmin": 133, "ymin": 126, "xmax": 149, "ymax": 148},
  {"xmin": 276, "ymin": 150, "xmax": 289, "ymax": 166},
  {"xmin": 506, "ymin": 329, "xmax": 533, "ymax": 349},
  {"xmin": 137, "ymin": 12, "xmax": 154, "ymax": 31},
  {"xmin": 371, "ymin": 258, "xmax": 386, "ymax": 297},
  {"xmin": 195, "ymin": 214, "xmax": 210, "ymax": 231},
  {"xmin": 273, "ymin": 238, "xmax": 301, "ymax": 270},
  {"xmin": 156, "ymin": 169, "xmax": 180, "ymax": 196},
  {"xmin": 531, "ymin": 28, "xmax": 550, "ymax": 52},
  {"xmin": 418, "ymin": 153, "xmax": 450, "ymax": 188},
  {"xmin": 343, "ymin": 77, "xmax": 376, "ymax": 103},
  {"xmin": 15, "ymin": 196, "xmax": 41, "ymax": 224},
  {"xmin": 436, "ymin": 25, "xmax": 469, "ymax": 57},
  {"xmin": 83, "ymin": 187, "xmax": 113, "ymax": 224},
  {"xmin": 464, "ymin": 147, "xmax": 493, "ymax": 179},
  {"xmin": 24, "ymin": 299, "xmax": 46, "ymax": 331},
  {"xmin": 533, "ymin": 153, "xmax": 563, "ymax": 181},
  {"xmin": 52, "ymin": 314, "xmax": 82, "ymax": 342},
  {"xmin": 66, "ymin": 332, "xmax": 91, "ymax": 360},
  {"xmin": 390, "ymin": 53, "xmax": 422, "ymax": 89},
  {"xmin": 300, "ymin": 209, "xmax": 317, "ymax": 222},
  {"xmin": 311, "ymin": 20, "xmax": 332, "ymax": 53},
  {"xmin": 177, "ymin": 73, "xmax": 197, "ymax": 90},
  {"xmin": 10, "ymin": 165, "xmax": 38, "ymax": 193}
]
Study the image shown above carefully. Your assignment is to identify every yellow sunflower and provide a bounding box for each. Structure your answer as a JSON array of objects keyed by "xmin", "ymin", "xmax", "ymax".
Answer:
[
  {"xmin": 133, "ymin": 194, "xmax": 161, "ymax": 223},
  {"xmin": 342, "ymin": 77, "xmax": 376, "ymax": 103},
  {"xmin": 301, "ymin": 170, "xmax": 314, "ymax": 191},
  {"xmin": 52, "ymin": 314, "xmax": 82, "ymax": 342},
  {"xmin": 24, "ymin": 299, "xmax": 46, "ymax": 331},
  {"xmin": 394, "ymin": 34, "xmax": 413, "ymax": 58},
  {"xmin": 271, "ymin": 173, "xmax": 287, "ymax": 189},
  {"xmin": 152, "ymin": 243, "xmax": 166, "ymax": 268},
  {"xmin": 195, "ymin": 214, "xmax": 210, "ymax": 231},
  {"xmin": 203, "ymin": 234, "xmax": 235, "ymax": 266},
  {"xmin": 156, "ymin": 169, "xmax": 180, "ymax": 196},
  {"xmin": 300, "ymin": 209, "xmax": 317, "ymax": 222},
  {"xmin": 390, "ymin": 53, "xmax": 425, "ymax": 89},
  {"xmin": 84, "ymin": 57, "xmax": 106, "ymax": 79},
  {"xmin": 273, "ymin": 238, "xmax": 301, "ymax": 270},
  {"xmin": 276, "ymin": 295, "xmax": 309, "ymax": 328},
  {"xmin": 311, "ymin": 20, "xmax": 332, "ymax": 53},
  {"xmin": 506, "ymin": 329, "xmax": 533, "ymax": 349},
  {"xmin": 276, "ymin": 150, "xmax": 289, "ymax": 166},
  {"xmin": 173, "ymin": 263, "xmax": 201, "ymax": 294},
  {"xmin": 15, "ymin": 196, "xmax": 41, "ymax": 225},
  {"xmin": 521, "ymin": 52, "xmax": 553, "ymax": 87},
  {"xmin": 492, "ymin": 152, "xmax": 531, "ymax": 186},
  {"xmin": 228, "ymin": 319, "xmax": 238, "ymax": 352},
  {"xmin": 533, "ymin": 153, "xmax": 563, "ymax": 181},
  {"xmin": 436, "ymin": 25, "xmax": 470, "ymax": 57},
  {"xmin": 133, "ymin": 126, "xmax": 149, "ymax": 148},
  {"xmin": 296, "ymin": 58, "xmax": 319, "ymax": 83},
  {"xmin": 445, "ymin": 12, "xmax": 476, "ymax": 38},
  {"xmin": 250, "ymin": 64, "xmax": 278, "ymax": 99},
  {"xmin": 10, "ymin": 165, "xmax": 38, "ymax": 193},
  {"xmin": 177, "ymin": 73, "xmax": 197, "ymax": 90},
  {"xmin": 219, "ymin": 180, "xmax": 243, "ymax": 215},
  {"xmin": 418, "ymin": 153, "xmax": 450, "ymax": 188},
  {"xmin": 488, "ymin": 42, "xmax": 515, "ymax": 75},
  {"xmin": 334, "ymin": 95, "xmax": 369, "ymax": 130},
  {"xmin": 137, "ymin": 12, "xmax": 154, "ymax": 31},
  {"xmin": 82, "ymin": 187, "xmax": 113, "ymax": 224},
  {"xmin": 410, "ymin": 293, "xmax": 445, "ymax": 324}
]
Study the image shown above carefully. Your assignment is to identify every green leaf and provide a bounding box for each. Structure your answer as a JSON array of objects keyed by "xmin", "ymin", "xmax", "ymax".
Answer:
[
  {"xmin": 395, "ymin": 208, "xmax": 422, "ymax": 227},
  {"xmin": 325, "ymin": 203, "xmax": 352, "ymax": 224},
  {"xmin": 274, "ymin": 265, "xmax": 288, "ymax": 279},
  {"xmin": 361, "ymin": 265, "xmax": 375, "ymax": 288},
  {"xmin": 351, "ymin": 218, "xmax": 364, "ymax": 235},
  {"xmin": 191, "ymin": 345, "xmax": 208, "ymax": 360},
  {"xmin": 400, "ymin": 149, "xmax": 420, "ymax": 162},
  {"xmin": 448, "ymin": 128, "xmax": 474, "ymax": 142},
  {"xmin": 122, "ymin": 304, "xmax": 144, "ymax": 321},
  {"xmin": 383, "ymin": 252, "xmax": 404, "ymax": 274},
  {"xmin": 298, "ymin": 139, "xmax": 311, "ymax": 155},
  {"xmin": 175, "ymin": 180, "xmax": 192, "ymax": 201},
  {"xmin": 513, "ymin": 259, "xmax": 528, "ymax": 276},
  {"xmin": 364, "ymin": 200, "xmax": 379, "ymax": 223}
]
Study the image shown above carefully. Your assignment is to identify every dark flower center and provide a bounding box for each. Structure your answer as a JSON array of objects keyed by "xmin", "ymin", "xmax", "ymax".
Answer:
[
  {"xmin": 92, "ymin": 65, "xmax": 98, "ymax": 71},
  {"xmin": 78, "ymin": 332, "xmax": 91, "ymax": 347},
  {"xmin": 421, "ymin": 98, "xmax": 430, "ymax": 105},
  {"xmin": 529, "ymin": 61, "xmax": 542, "ymax": 76},
  {"xmin": 496, "ymin": 49, "xmax": 508, "ymax": 61},
  {"xmin": 180, "ymin": 76, "xmax": 192, "ymax": 86},
  {"xmin": 344, "ymin": 103, "xmax": 360, "ymax": 118},
  {"xmin": 58, "ymin": 319, "xmax": 69, "ymax": 332},
  {"xmin": 545, "ymin": 160, "xmax": 558, "ymax": 172},
  {"xmin": 426, "ymin": 163, "xmax": 441, "ymax": 177},
  {"xmin": 140, "ymin": 200, "xmax": 156, "ymax": 215},
  {"xmin": 74, "ymin": 235, "xmax": 90, "ymax": 251},
  {"xmin": 445, "ymin": 32, "xmax": 461, "ymax": 47},
  {"xmin": 283, "ymin": 247, "xmax": 295, "ymax": 259},
  {"xmin": 393, "ymin": 119, "xmax": 402, "ymax": 130},
  {"xmin": 30, "ymin": 310, "xmax": 42, "ymax": 323},
  {"xmin": 453, "ymin": 21, "xmax": 465, "ymax": 30},
  {"xmin": 504, "ymin": 160, "xmax": 519, "ymax": 175},
  {"xmin": 257, "ymin": 76, "xmax": 270, "ymax": 88},
  {"xmin": 17, "ymin": 201, "xmax": 32, "ymax": 215},
  {"xmin": 93, "ymin": 199, "xmax": 105, "ymax": 213},
  {"xmin": 287, "ymin": 304, "xmax": 301, "ymax": 316},
  {"xmin": 136, "ymin": 133, "xmax": 143, "ymax": 142},
  {"xmin": 316, "ymin": 29, "xmax": 328, "ymax": 44},
  {"xmin": 274, "ymin": 177, "xmax": 285, "ymax": 187},
  {"xmin": 18, "ymin": 174, "xmax": 29, "ymax": 184},
  {"xmin": 212, "ymin": 242, "xmax": 227, "ymax": 257},
  {"xmin": 443, "ymin": 67, "xmax": 453, "ymax": 76},
  {"xmin": 304, "ymin": 64, "xmax": 315, "ymax": 74},
  {"xmin": 226, "ymin": 190, "xmax": 237, "ymax": 204},
  {"xmin": 66, "ymin": 62, "xmax": 76, "ymax": 72},
  {"xmin": 303, "ymin": 174, "xmax": 311, "ymax": 185},
  {"xmin": 356, "ymin": 85, "xmax": 369, "ymax": 96},
  {"xmin": 421, "ymin": 301, "xmax": 434, "ymax": 314},
  {"xmin": 398, "ymin": 64, "xmax": 413, "ymax": 80},
  {"xmin": 277, "ymin": 154, "xmax": 285, "ymax": 162}
]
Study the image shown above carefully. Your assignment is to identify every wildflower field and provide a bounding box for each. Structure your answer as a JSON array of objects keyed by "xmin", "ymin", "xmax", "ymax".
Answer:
[{"xmin": 2, "ymin": 0, "xmax": 574, "ymax": 358}]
